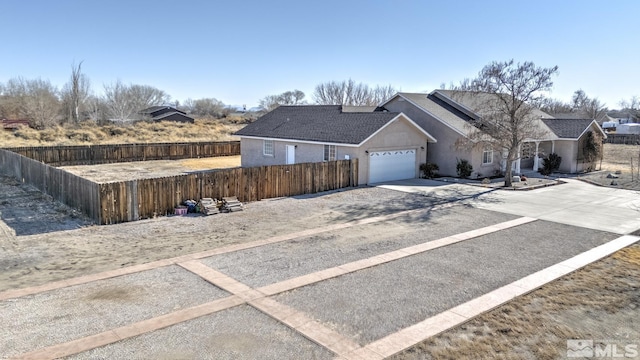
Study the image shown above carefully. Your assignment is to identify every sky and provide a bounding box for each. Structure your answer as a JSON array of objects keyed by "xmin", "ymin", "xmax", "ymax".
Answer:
[{"xmin": 1, "ymin": 0, "xmax": 638, "ymax": 109}]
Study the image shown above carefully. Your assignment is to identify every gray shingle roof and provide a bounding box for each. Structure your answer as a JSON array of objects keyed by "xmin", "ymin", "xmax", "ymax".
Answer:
[
  {"xmin": 541, "ymin": 119, "xmax": 595, "ymax": 139},
  {"xmin": 391, "ymin": 91, "xmax": 557, "ymax": 140},
  {"xmin": 234, "ymin": 105, "xmax": 401, "ymax": 144}
]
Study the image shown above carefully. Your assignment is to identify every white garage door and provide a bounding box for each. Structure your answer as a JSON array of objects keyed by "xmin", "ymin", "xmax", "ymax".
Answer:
[{"xmin": 368, "ymin": 149, "xmax": 416, "ymax": 184}]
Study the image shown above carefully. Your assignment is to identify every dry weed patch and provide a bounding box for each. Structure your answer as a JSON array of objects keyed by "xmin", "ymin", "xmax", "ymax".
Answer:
[{"xmin": 0, "ymin": 119, "xmax": 242, "ymax": 147}]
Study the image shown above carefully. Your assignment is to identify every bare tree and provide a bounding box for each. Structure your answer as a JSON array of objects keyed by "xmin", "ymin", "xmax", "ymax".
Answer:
[
  {"xmin": 571, "ymin": 89, "xmax": 607, "ymax": 119},
  {"xmin": 619, "ymin": 96, "xmax": 639, "ymax": 121},
  {"xmin": 103, "ymin": 81, "xmax": 170, "ymax": 123},
  {"xmin": 127, "ymin": 84, "xmax": 170, "ymax": 113},
  {"xmin": 462, "ymin": 60, "xmax": 559, "ymax": 187},
  {"xmin": 440, "ymin": 78, "xmax": 474, "ymax": 91},
  {"xmin": 103, "ymin": 80, "xmax": 134, "ymax": 122},
  {"xmin": 536, "ymin": 97, "xmax": 573, "ymax": 115},
  {"xmin": 61, "ymin": 61, "xmax": 91, "ymax": 123},
  {"xmin": 183, "ymin": 97, "xmax": 227, "ymax": 117},
  {"xmin": 85, "ymin": 95, "xmax": 107, "ymax": 123},
  {"xmin": 259, "ymin": 89, "xmax": 306, "ymax": 111},
  {"xmin": 1, "ymin": 77, "xmax": 61, "ymax": 128},
  {"xmin": 313, "ymin": 79, "xmax": 396, "ymax": 106},
  {"xmin": 371, "ymin": 85, "xmax": 396, "ymax": 105},
  {"xmin": 0, "ymin": 82, "xmax": 20, "ymax": 119}
]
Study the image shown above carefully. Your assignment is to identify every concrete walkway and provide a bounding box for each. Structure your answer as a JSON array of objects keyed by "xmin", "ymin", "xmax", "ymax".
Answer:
[
  {"xmin": 378, "ymin": 178, "xmax": 640, "ymax": 234},
  {"xmin": 2, "ymin": 182, "xmax": 640, "ymax": 359}
]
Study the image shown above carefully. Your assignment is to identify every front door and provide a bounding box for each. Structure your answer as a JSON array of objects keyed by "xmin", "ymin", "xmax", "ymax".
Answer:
[{"xmin": 286, "ymin": 145, "xmax": 295, "ymax": 164}]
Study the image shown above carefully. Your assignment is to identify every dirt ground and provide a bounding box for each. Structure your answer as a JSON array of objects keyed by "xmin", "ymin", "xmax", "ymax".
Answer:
[
  {"xmin": 393, "ymin": 245, "xmax": 640, "ymax": 360},
  {"xmin": 59, "ymin": 155, "xmax": 241, "ymax": 183},
  {"xmin": 0, "ymin": 174, "xmax": 435, "ymax": 292},
  {"xmin": 578, "ymin": 143, "xmax": 640, "ymax": 190}
]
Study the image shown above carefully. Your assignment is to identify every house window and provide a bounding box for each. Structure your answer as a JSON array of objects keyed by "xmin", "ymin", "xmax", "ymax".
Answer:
[
  {"xmin": 324, "ymin": 145, "xmax": 336, "ymax": 161},
  {"xmin": 263, "ymin": 140, "xmax": 274, "ymax": 156},
  {"xmin": 482, "ymin": 148, "xmax": 493, "ymax": 165}
]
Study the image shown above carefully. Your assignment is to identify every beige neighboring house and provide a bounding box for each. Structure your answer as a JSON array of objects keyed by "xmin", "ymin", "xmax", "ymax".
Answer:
[
  {"xmin": 234, "ymin": 105, "xmax": 436, "ymax": 184},
  {"xmin": 382, "ymin": 90, "xmax": 607, "ymax": 176}
]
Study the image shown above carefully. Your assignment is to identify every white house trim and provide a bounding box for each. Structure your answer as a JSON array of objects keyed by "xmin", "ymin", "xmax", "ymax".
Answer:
[
  {"xmin": 576, "ymin": 120, "xmax": 607, "ymax": 140},
  {"xmin": 357, "ymin": 113, "xmax": 437, "ymax": 145}
]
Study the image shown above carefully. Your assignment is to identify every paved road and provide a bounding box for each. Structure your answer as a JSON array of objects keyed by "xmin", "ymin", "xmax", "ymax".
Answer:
[{"xmin": 1, "ymin": 180, "xmax": 639, "ymax": 359}]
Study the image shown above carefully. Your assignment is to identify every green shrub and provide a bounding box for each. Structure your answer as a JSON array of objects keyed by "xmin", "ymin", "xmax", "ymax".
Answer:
[
  {"xmin": 540, "ymin": 153, "xmax": 562, "ymax": 175},
  {"xmin": 419, "ymin": 162, "xmax": 439, "ymax": 178},
  {"xmin": 456, "ymin": 158, "xmax": 473, "ymax": 179}
]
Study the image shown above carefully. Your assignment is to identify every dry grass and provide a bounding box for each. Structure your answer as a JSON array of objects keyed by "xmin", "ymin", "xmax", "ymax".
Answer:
[
  {"xmin": 392, "ymin": 244, "xmax": 640, "ymax": 360},
  {"xmin": 0, "ymin": 119, "xmax": 243, "ymax": 147},
  {"xmin": 601, "ymin": 143, "xmax": 640, "ymax": 172},
  {"xmin": 179, "ymin": 155, "xmax": 240, "ymax": 170},
  {"xmin": 579, "ymin": 144, "xmax": 640, "ymax": 190}
]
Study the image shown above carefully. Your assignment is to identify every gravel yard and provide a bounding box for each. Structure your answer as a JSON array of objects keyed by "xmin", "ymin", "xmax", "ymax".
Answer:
[
  {"xmin": 0, "ymin": 174, "xmax": 457, "ymax": 293},
  {"xmin": 68, "ymin": 305, "xmax": 333, "ymax": 360},
  {"xmin": 0, "ymin": 266, "xmax": 229, "ymax": 358},
  {"xmin": 1, "ymin": 171, "xmax": 638, "ymax": 359},
  {"xmin": 201, "ymin": 206, "xmax": 515, "ymax": 288},
  {"xmin": 274, "ymin": 221, "xmax": 617, "ymax": 345}
]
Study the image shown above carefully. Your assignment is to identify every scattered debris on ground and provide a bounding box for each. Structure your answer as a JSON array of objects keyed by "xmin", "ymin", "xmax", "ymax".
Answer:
[{"xmin": 222, "ymin": 197, "xmax": 243, "ymax": 213}]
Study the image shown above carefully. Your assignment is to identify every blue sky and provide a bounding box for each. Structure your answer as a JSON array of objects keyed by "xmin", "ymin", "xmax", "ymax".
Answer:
[{"xmin": 1, "ymin": 0, "xmax": 638, "ymax": 109}]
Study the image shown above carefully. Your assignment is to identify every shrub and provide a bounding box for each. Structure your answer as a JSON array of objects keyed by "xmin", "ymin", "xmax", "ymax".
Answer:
[
  {"xmin": 540, "ymin": 153, "xmax": 562, "ymax": 175},
  {"xmin": 456, "ymin": 158, "xmax": 473, "ymax": 179},
  {"xmin": 582, "ymin": 130, "xmax": 602, "ymax": 171},
  {"xmin": 419, "ymin": 162, "xmax": 439, "ymax": 179}
]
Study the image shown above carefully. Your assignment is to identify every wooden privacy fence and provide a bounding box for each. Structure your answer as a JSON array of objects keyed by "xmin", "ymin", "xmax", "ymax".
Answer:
[
  {"xmin": 0, "ymin": 149, "xmax": 101, "ymax": 221},
  {"xmin": 605, "ymin": 134, "xmax": 640, "ymax": 145},
  {"xmin": 98, "ymin": 159, "xmax": 358, "ymax": 224},
  {"xmin": 4, "ymin": 141, "xmax": 240, "ymax": 166}
]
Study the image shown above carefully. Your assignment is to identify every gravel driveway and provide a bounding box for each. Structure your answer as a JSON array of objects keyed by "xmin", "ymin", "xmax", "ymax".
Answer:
[{"xmin": 0, "ymin": 176, "xmax": 636, "ymax": 359}]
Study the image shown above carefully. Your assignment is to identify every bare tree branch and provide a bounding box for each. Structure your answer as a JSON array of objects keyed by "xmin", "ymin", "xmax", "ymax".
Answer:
[
  {"xmin": 313, "ymin": 79, "xmax": 396, "ymax": 106},
  {"xmin": 457, "ymin": 60, "xmax": 559, "ymax": 187}
]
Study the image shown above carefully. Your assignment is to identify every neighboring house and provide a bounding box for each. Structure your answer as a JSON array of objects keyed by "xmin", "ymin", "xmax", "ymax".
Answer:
[
  {"xmin": 1, "ymin": 119, "xmax": 30, "ymax": 131},
  {"xmin": 382, "ymin": 90, "xmax": 606, "ymax": 176},
  {"xmin": 139, "ymin": 106, "xmax": 194, "ymax": 123},
  {"xmin": 234, "ymin": 105, "xmax": 437, "ymax": 184}
]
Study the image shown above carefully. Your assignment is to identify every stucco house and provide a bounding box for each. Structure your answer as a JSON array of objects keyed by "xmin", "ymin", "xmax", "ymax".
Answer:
[
  {"xmin": 382, "ymin": 90, "xmax": 607, "ymax": 176},
  {"xmin": 234, "ymin": 105, "xmax": 436, "ymax": 184},
  {"xmin": 534, "ymin": 118, "xmax": 607, "ymax": 172}
]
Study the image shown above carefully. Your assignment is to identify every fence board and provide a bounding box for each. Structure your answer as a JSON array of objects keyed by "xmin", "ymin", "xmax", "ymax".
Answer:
[
  {"xmin": 96, "ymin": 159, "xmax": 358, "ymax": 224},
  {"xmin": 2, "ymin": 145, "xmax": 358, "ymax": 225},
  {"xmin": 605, "ymin": 134, "xmax": 640, "ymax": 145},
  {"xmin": 5, "ymin": 141, "xmax": 240, "ymax": 166},
  {"xmin": 0, "ymin": 149, "xmax": 101, "ymax": 223}
]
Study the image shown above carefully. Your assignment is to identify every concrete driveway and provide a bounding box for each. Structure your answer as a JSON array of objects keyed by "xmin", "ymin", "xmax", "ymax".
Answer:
[
  {"xmin": 378, "ymin": 178, "xmax": 640, "ymax": 234},
  {"xmin": 1, "ymin": 180, "xmax": 639, "ymax": 359}
]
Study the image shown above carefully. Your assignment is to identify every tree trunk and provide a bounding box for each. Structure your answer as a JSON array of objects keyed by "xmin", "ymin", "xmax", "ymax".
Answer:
[{"xmin": 504, "ymin": 159, "xmax": 513, "ymax": 187}]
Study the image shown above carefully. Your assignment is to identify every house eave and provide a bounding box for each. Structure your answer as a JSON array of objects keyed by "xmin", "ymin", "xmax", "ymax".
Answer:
[
  {"xmin": 357, "ymin": 113, "xmax": 437, "ymax": 145},
  {"xmin": 236, "ymin": 135, "xmax": 361, "ymax": 147},
  {"xmin": 381, "ymin": 93, "xmax": 469, "ymax": 138}
]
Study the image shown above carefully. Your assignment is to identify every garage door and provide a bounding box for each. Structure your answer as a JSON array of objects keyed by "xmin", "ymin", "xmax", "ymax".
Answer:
[{"xmin": 368, "ymin": 149, "xmax": 416, "ymax": 184}]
